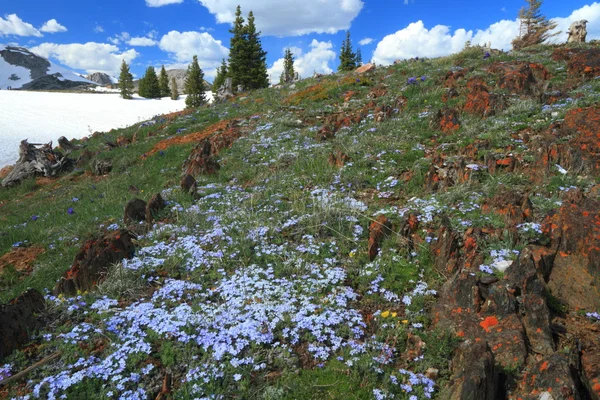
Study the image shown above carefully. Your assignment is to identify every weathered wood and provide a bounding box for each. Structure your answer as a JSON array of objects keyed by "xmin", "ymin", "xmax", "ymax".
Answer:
[
  {"xmin": 0, "ymin": 352, "xmax": 61, "ymax": 386},
  {"xmin": 1, "ymin": 140, "xmax": 73, "ymax": 187}
]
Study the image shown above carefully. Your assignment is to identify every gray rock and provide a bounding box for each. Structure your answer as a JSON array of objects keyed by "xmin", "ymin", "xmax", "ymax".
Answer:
[{"xmin": 86, "ymin": 72, "xmax": 114, "ymax": 85}]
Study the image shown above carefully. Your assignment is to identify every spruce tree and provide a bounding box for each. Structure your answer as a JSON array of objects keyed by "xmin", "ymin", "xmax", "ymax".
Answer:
[
  {"xmin": 159, "ymin": 65, "xmax": 170, "ymax": 98},
  {"xmin": 512, "ymin": 0, "xmax": 558, "ymax": 49},
  {"xmin": 356, "ymin": 48, "xmax": 363, "ymax": 66},
  {"xmin": 244, "ymin": 11, "xmax": 269, "ymax": 89},
  {"xmin": 184, "ymin": 55, "xmax": 206, "ymax": 108},
  {"xmin": 139, "ymin": 66, "xmax": 161, "ymax": 99},
  {"xmin": 280, "ymin": 48, "xmax": 295, "ymax": 84},
  {"xmin": 228, "ymin": 5, "xmax": 246, "ymax": 90},
  {"xmin": 212, "ymin": 59, "xmax": 228, "ymax": 94},
  {"xmin": 118, "ymin": 60, "xmax": 134, "ymax": 99},
  {"xmin": 170, "ymin": 77, "xmax": 179, "ymax": 100},
  {"xmin": 338, "ymin": 31, "xmax": 357, "ymax": 72}
]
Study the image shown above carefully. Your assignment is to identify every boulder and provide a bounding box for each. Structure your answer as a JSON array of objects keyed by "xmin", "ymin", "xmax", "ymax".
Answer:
[
  {"xmin": 431, "ymin": 107, "xmax": 461, "ymax": 132},
  {"xmin": 146, "ymin": 193, "xmax": 166, "ymax": 223},
  {"xmin": 92, "ymin": 159, "xmax": 112, "ymax": 176},
  {"xmin": 124, "ymin": 198, "xmax": 147, "ymax": 225},
  {"xmin": 183, "ymin": 139, "xmax": 220, "ymax": 176},
  {"xmin": 180, "ymin": 174, "xmax": 197, "ymax": 196},
  {"xmin": 0, "ymin": 289, "xmax": 45, "ymax": 361},
  {"xmin": 54, "ymin": 229, "xmax": 135, "ymax": 295},
  {"xmin": 567, "ymin": 20, "xmax": 588, "ymax": 43},
  {"xmin": 355, "ymin": 63, "xmax": 376, "ymax": 74}
]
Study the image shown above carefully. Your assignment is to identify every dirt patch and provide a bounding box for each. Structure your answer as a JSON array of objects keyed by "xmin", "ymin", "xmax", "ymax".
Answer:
[{"xmin": 0, "ymin": 246, "xmax": 45, "ymax": 274}]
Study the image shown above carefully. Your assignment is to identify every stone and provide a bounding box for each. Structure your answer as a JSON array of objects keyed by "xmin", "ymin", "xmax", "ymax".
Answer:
[
  {"xmin": 92, "ymin": 159, "xmax": 112, "ymax": 175},
  {"xmin": 368, "ymin": 215, "xmax": 392, "ymax": 261},
  {"xmin": 355, "ymin": 63, "xmax": 376, "ymax": 74},
  {"xmin": 182, "ymin": 139, "xmax": 220, "ymax": 176},
  {"xmin": 431, "ymin": 107, "xmax": 461, "ymax": 132},
  {"xmin": 463, "ymin": 78, "xmax": 507, "ymax": 117},
  {"xmin": 54, "ymin": 229, "xmax": 135, "ymax": 295},
  {"xmin": 146, "ymin": 193, "xmax": 166, "ymax": 223},
  {"xmin": 215, "ymin": 77, "xmax": 234, "ymax": 103},
  {"xmin": 567, "ymin": 20, "xmax": 588, "ymax": 43},
  {"xmin": 75, "ymin": 149, "xmax": 93, "ymax": 168},
  {"xmin": 124, "ymin": 198, "xmax": 147, "ymax": 225},
  {"xmin": 57, "ymin": 136, "xmax": 81, "ymax": 154},
  {"xmin": 0, "ymin": 289, "xmax": 45, "ymax": 361}
]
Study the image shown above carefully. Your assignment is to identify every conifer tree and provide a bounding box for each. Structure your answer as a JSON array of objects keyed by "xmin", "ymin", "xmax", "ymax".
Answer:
[
  {"xmin": 184, "ymin": 55, "xmax": 206, "ymax": 108},
  {"xmin": 159, "ymin": 65, "xmax": 170, "ymax": 98},
  {"xmin": 170, "ymin": 77, "xmax": 179, "ymax": 100},
  {"xmin": 228, "ymin": 5, "xmax": 246, "ymax": 89},
  {"xmin": 244, "ymin": 11, "xmax": 269, "ymax": 89},
  {"xmin": 212, "ymin": 59, "xmax": 228, "ymax": 94},
  {"xmin": 512, "ymin": 0, "xmax": 558, "ymax": 49},
  {"xmin": 118, "ymin": 60, "xmax": 134, "ymax": 99},
  {"xmin": 280, "ymin": 48, "xmax": 295, "ymax": 84},
  {"xmin": 356, "ymin": 48, "xmax": 363, "ymax": 66},
  {"xmin": 338, "ymin": 31, "xmax": 357, "ymax": 72},
  {"xmin": 139, "ymin": 66, "xmax": 161, "ymax": 99}
]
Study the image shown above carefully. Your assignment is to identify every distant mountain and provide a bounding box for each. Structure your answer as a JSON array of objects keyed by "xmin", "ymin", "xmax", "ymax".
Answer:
[
  {"xmin": 86, "ymin": 72, "xmax": 117, "ymax": 86},
  {"xmin": 0, "ymin": 45, "xmax": 94, "ymax": 90}
]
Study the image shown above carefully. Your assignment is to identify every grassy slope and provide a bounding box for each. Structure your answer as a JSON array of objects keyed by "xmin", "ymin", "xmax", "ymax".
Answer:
[{"xmin": 0, "ymin": 44, "xmax": 599, "ymax": 399}]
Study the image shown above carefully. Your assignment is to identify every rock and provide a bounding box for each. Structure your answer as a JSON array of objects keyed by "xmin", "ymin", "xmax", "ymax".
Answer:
[
  {"xmin": 442, "ymin": 87, "xmax": 459, "ymax": 102},
  {"xmin": 183, "ymin": 139, "xmax": 220, "ymax": 176},
  {"xmin": 0, "ymin": 289, "xmax": 45, "ymax": 361},
  {"xmin": 567, "ymin": 20, "xmax": 588, "ymax": 43},
  {"xmin": 368, "ymin": 215, "xmax": 392, "ymax": 261},
  {"xmin": 180, "ymin": 174, "xmax": 197, "ymax": 196},
  {"xmin": 442, "ymin": 341, "xmax": 499, "ymax": 400},
  {"xmin": 237, "ymin": 84, "xmax": 244, "ymax": 93},
  {"xmin": 54, "ymin": 229, "xmax": 135, "ymax": 295},
  {"xmin": 57, "ymin": 136, "xmax": 82, "ymax": 154},
  {"xmin": 1, "ymin": 140, "xmax": 73, "ymax": 187},
  {"xmin": 86, "ymin": 72, "xmax": 114, "ymax": 86},
  {"xmin": 124, "ymin": 198, "xmax": 147, "ymax": 225},
  {"xmin": 554, "ymin": 48, "xmax": 600, "ymax": 82},
  {"xmin": 92, "ymin": 159, "xmax": 112, "ymax": 176},
  {"xmin": 355, "ymin": 63, "xmax": 376, "ymax": 74},
  {"xmin": 75, "ymin": 149, "xmax": 94, "ymax": 168},
  {"xmin": 216, "ymin": 77, "xmax": 234, "ymax": 103},
  {"xmin": 488, "ymin": 62, "xmax": 548, "ymax": 96},
  {"xmin": 463, "ymin": 78, "xmax": 507, "ymax": 117},
  {"xmin": 431, "ymin": 107, "xmax": 461, "ymax": 132},
  {"xmin": 146, "ymin": 193, "xmax": 166, "ymax": 223}
]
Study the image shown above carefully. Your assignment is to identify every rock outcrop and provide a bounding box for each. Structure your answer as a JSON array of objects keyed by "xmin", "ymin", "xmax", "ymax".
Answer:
[
  {"xmin": 0, "ymin": 289, "xmax": 45, "ymax": 362},
  {"xmin": 86, "ymin": 72, "xmax": 115, "ymax": 86}
]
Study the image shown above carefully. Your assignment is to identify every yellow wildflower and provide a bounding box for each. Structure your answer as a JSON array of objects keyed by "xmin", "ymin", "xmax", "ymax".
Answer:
[{"xmin": 381, "ymin": 311, "xmax": 390, "ymax": 318}]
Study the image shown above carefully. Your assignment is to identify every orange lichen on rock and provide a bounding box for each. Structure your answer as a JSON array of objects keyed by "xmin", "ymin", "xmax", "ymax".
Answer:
[
  {"xmin": 480, "ymin": 316, "xmax": 499, "ymax": 333},
  {"xmin": 0, "ymin": 246, "xmax": 46, "ymax": 273}
]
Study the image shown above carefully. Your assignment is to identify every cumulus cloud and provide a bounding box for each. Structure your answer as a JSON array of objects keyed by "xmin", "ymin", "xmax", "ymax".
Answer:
[
  {"xmin": 108, "ymin": 31, "xmax": 131, "ymax": 45},
  {"xmin": 198, "ymin": 0, "xmax": 364, "ymax": 36},
  {"xmin": 40, "ymin": 19, "xmax": 67, "ymax": 33},
  {"xmin": 373, "ymin": 3, "xmax": 600, "ymax": 65},
  {"xmin": 128, "ymin": 36, "xmax": 157, "ymax": 46},
  {"xmin": 267, "ymin": 39, "xmax": 336, "ymax": 84},
  {"xmin": 0, "ymin": 14, "xmax": 42, "ymax": 37},
  {"xmin": 146, "ymin": 0, "xmax": 184, "ymax": 6},
  {"xmin": 359, "ymin": 37, "xmax": 374, "ymax": 45},
  {"xmin": 159, "ymin": 30, "xmax": 229, "ymax": 79},
  {"xmin": 30, "ymin": 42, "xmax": 139, "ymax": 75}
]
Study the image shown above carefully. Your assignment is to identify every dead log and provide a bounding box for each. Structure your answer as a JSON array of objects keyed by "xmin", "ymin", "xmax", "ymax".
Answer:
[{"xmin": 1, "ymin": 140, "xmax": 73, "ymax": 187}]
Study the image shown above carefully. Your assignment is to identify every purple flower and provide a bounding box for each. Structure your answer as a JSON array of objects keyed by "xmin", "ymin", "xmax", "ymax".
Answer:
[
  {"xmin": 407, "ymin": 77, "xmax": 417, "ymax": 85},
  {"xmin": 31, "ymin": 215, "xmax": 39, "ymax": 221},
  {"xmin": 67, "ymin": 208, "xmax": 75, "ymax": 215},
  {"xmin": 484, "ymin": 52, "xmax": 491, "ymax": 59},
  {"xmin": 159, "ymin": 151, "xmax": 165, "ymax": 156}
]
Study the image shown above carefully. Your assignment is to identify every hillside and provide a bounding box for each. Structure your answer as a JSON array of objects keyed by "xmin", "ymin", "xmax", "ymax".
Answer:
[
  {"xmin": 1, "ymin": 43, "xmax": 600, "ymax": 399},
  {"xmin": 0, "ymin": 45, "xmax": 94, "ymax": 90}
]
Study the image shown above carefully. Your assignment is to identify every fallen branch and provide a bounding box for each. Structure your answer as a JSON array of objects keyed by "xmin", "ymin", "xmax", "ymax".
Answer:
[{"xmin": 0, "ymin": 351, "xmax": 61, "ymax": 386}]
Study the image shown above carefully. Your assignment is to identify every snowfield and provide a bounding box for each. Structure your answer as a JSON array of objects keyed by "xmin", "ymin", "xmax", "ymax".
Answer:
[{"xmin": 0, "ymin": 91, "xmax": 213, "ymax": 167}]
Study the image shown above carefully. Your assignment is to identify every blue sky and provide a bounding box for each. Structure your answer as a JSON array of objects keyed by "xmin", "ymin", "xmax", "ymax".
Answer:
[{"xmin": 1, "ymin": 0, "xmax": 599, "ymax": 82}]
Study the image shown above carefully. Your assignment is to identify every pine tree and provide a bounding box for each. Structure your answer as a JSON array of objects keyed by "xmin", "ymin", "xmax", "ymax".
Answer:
[
  {"xmin": 212, "ymin": 59, "xmax": 228, "ymax": 94},
  {"xmin": 280, "ymin": 48, "xmax": 295, "ymax": 84},
  {"xmin": 512, "ymin": 0, "xmax": 559, "ymax": 49},
  {"xmin": 139, "ymin": 66, "xmax": 161, "ymax": 99},
  {"xmin": 356, "ymin": 48, "xmax": 363, "ymax": 66},
  {"xmin": 184, "ymin": 55, "xmax": 206, "ymax": 108},
  {"xmin": 159, "ymin": 65, "xmax": 170, "ymax": 98},
  {"xmin": 118, "ymin": 60, "xmax": 134, "ymax": 99},
  {"xmin": 170, "ymin": 77, "xmax": 179, "ymax": 100},
  {"xmin": 244, "ymin": 11, "xmax": 269, "ymax": 89},
  {"xmin": 228, "ymin": 5, "xmax": 246, "ymax": 90},
  {"xmin": 338, "ymin": 31, "xmax": 357, "ymax": 72}
]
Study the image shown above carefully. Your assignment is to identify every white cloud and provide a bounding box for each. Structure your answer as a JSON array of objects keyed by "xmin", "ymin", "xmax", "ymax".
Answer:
[
  {"xmin": 128, "ymin": 36, "xmax": 157, "ymax": 46},
  {"xmin": 267, "ymin": 39, "xmax": 336, "ymax": 84},
  {"xmin": 159, "ymin": 30, "xmax": 229, "ymax": 79},
  {"xmin": 146, "ymin": 0, "xmax": 184, "ymax": 6},
  {"xmin": 40, "ymin": 19, "xmax": 67, "ymax": 33},
  {"xmin": 108, "ymin": 32, "xmax": 130, "ymax": 45},
  {"xmin": 359, "ymin": 37, "xmax": 374, "ymax": 45},
  {"xmin": 373, "ymin": 3, "xmax": 600, "ymax": 66},
  {"xmin": 94, "ymin": 24, "xmax": 104, "ymax": 33},
  {"xmin": 197, "ymin": 0, "xmax": 364, "ymax": 36},
  {"xmin": 30, "ymin": 42, "xmax": 139, "ymax": 76},
  {"xmin": 0, "ymin": 14, "xmax": 42, "ymax": 37}
]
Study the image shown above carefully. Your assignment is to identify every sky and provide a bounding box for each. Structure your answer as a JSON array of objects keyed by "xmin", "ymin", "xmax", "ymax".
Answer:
[{"xmin": 1, "ymin": 0, "xmax": 600, "ymax": 84}]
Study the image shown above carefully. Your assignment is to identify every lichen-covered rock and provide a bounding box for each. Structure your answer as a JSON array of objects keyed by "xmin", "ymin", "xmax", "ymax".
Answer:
[
  {"xmin": 183, "ymin": 139, "xmax": 220, "ymax": 176},
  {"xmin": 0, "ymin": 289, "xmax": 45, "ymax": 361},
  {"xmin": 367, "ymin": 215, "xmax": 392, "ymax": 261},
  {"xmin": 54, "ymin": 229, "xmax": 135, "ymax": 295},
  {"xmin": 431, "ymin": 107, "xmax": 461, "ymax": 132},
  {"xmin": 463, "ymin": 78, "xmax": 507, "ymax": 117}
]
